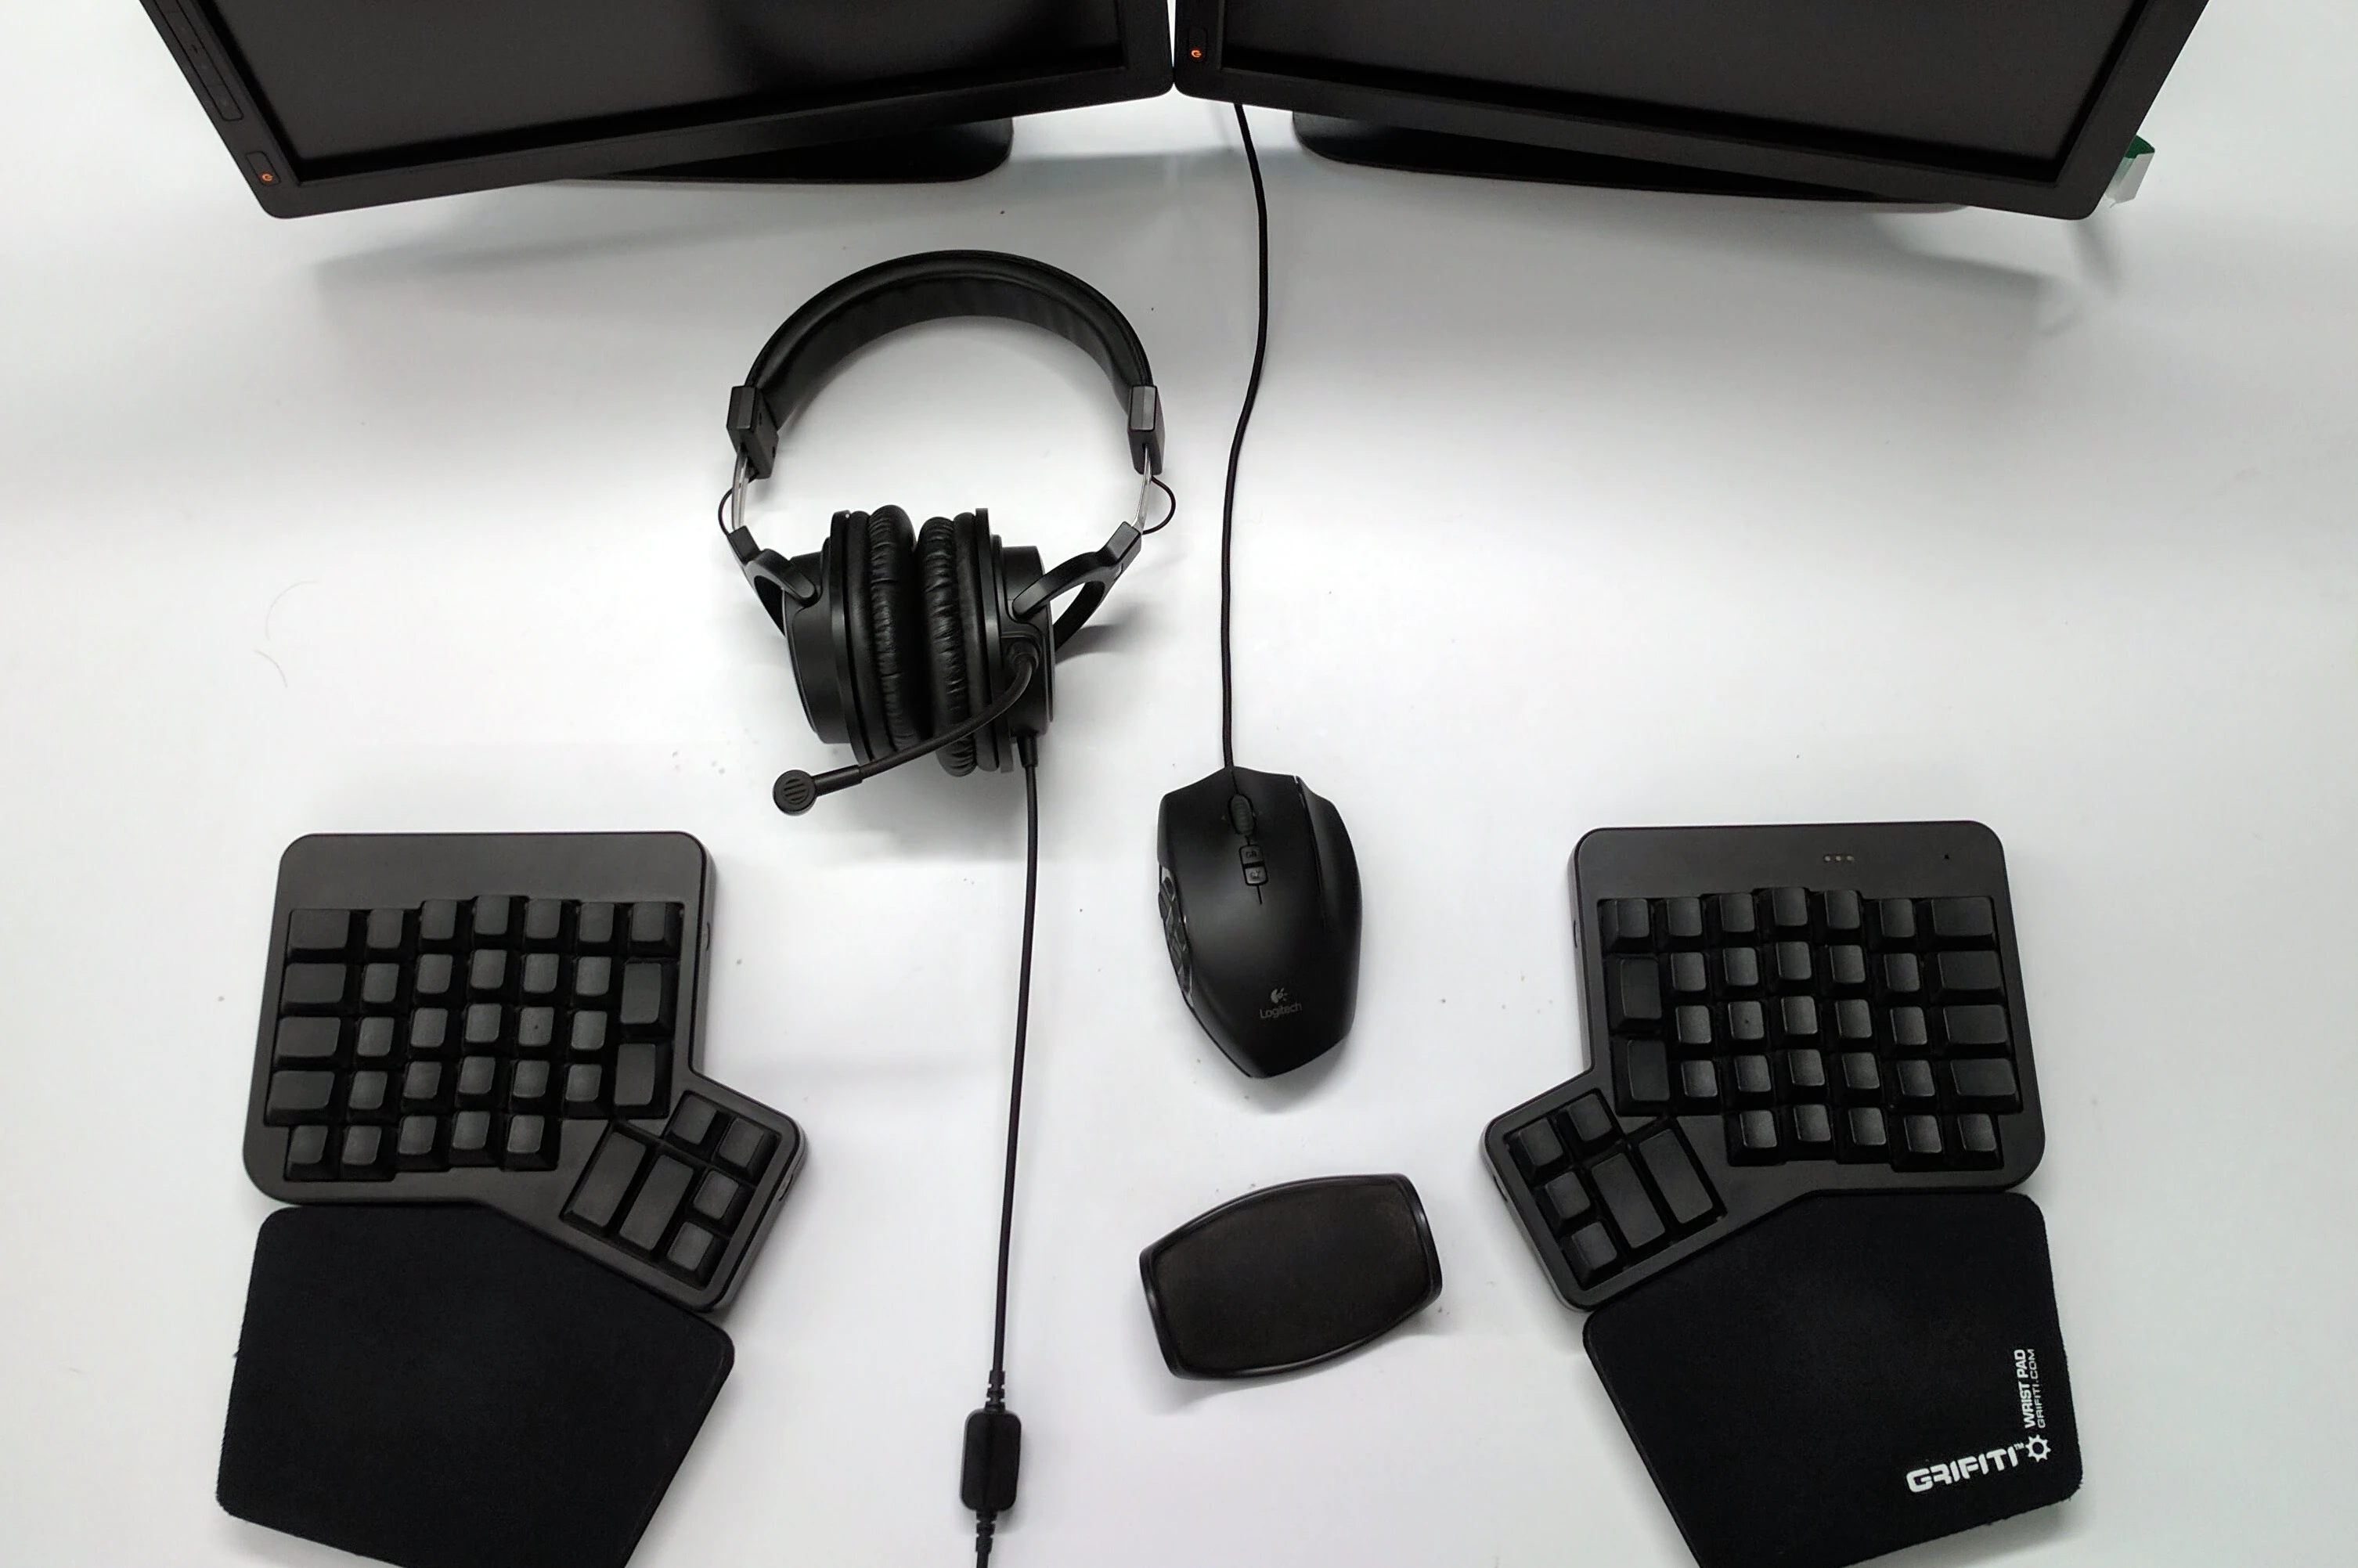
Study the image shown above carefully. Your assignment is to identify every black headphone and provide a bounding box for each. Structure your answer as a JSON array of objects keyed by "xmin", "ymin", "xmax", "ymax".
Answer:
[{"xmin": 717, "ymin": 251, "xmax": 1166, "ymax": 813}]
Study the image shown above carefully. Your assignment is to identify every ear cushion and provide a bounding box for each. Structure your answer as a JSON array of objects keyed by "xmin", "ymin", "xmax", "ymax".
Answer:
[
  {"xmin": 859, "ymin": 507, "xmax": 928, "ymax": 755},
  {"xmin": 916, "ymin": 516, "xmax": 980, "ymax": 777}
]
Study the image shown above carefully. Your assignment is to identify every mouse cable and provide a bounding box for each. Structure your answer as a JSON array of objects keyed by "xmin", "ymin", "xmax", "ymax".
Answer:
[
  {"xmin": 964, "ymin": 730, "xmax": 1041, "ymax": 1564},
  {"xmin": 1220, "ymin": 101, "xmax": 1271, "ymax": 774}
]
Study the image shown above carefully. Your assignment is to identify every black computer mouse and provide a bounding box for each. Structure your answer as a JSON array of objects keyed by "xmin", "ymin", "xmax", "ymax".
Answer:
[{"xmin": 1156, "ymin": 766, "xmax": 1361, "ymax": 1077}]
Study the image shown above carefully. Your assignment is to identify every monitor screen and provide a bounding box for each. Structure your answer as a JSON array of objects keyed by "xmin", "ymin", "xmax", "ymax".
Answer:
[{"xmin": 211, "ymin": 0, "xmax": 1127, "ymax": 169}]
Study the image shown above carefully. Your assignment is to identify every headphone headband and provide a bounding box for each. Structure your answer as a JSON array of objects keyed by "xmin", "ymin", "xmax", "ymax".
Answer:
[{"xmin": 727, "ymin": 250, "xmax": 1165, "ymax": 484}]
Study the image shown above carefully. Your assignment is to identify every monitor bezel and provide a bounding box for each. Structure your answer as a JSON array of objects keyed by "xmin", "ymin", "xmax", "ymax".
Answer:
[
  {"xmin": 139, "ymin": 0, "xmax": 1174, "ymax": 217},
  {"xmin": 1173, "ymin": 0, "xmax": 2207, "ymax": 218}
]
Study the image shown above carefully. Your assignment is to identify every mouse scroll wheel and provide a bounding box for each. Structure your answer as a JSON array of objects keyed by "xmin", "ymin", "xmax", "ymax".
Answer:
[{"xmin": 1228, "ymin": 794, "xmax": 1257, "ymax": 834}]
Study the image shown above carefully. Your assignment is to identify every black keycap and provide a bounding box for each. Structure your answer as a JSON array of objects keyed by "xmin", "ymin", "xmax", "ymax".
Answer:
[
  {"xmin": 1823, "ymin": 890, "xmax": 1862, "ymax": 933},
  {"xmin": 666, "ymin": 1224, "xmax": 720, "ymax": 1282},
  {"xmin": 1732, "ymin": 1109, "xmax": 1780, "ymax": 1159},
  {"xmin": 1833, "ymin": 999, "xmax": 1873, "ymax": 1040},
  {"xmin": 471, "ymin": 896, "xmax": 514, "ymax": 940},
  {"xmin": 346, "ymin": 1071, "xmax": 388, "ymax": 1115},
  {"xmin": 516, "ymin": 1007, "xmax": 556, "ymax": 1050},
  {"xmin": 366, "ymin": 908, "xmax": 406, "ymax": 952},
  {"xmin": 1784, "ymin": 1047, "xmax": 1826, "ymax": 1091},
  {"xmin": 522, "ymin": 898, "xmax": 564, "ymax": 943},
  {"xmin": 417, "ymin": 899, "xmax": 459, "ymax": 945},
  {"xmin": 1826, "ymin": 945, "xmax": 1867, "ymax": 989},
  {"xmin": 1511, "ymin": 1119, "xmax": 1566, "ymax": 1173},
  {"xmin": 402, "ymin": 1062, "xmax": 442, "ymax": 1105},
  {"xmin": 1791, "ymin": 1102, "xmax": 1833, "ymax": 1148},
  {"xmin": 574, "ymin": 957, "xmax": 612, "ymax": 1003},
  {"xmin": 503, "ymin": 1114, "xmax": 554, "ymax": 1170},
  {"xmin": 1944, "ymin": 1005, "xmax": 2010, "ymax": 1048},
  {"xmin": 455, "ymin": 1055, "xmax": 497, "ymax": 1103},
  {"xmin": 1895, "ymin": 1059, "xmax": 1937, "ymax": 1101},
  {"xmin": 464, "ymin": 1003, "xmax": 502, "ymax": 1047},
  {"xmin": 1950, "ymin": 1058, "xmax": 2021, "ymax": 1105},
  {"xmin": 1718, "ymin": 947, "xmax": 1761, "ymax": 993},
  {"xmin": 692, "ymin": 1172, "xmax": 745, "ymax": 1227},
  {"xmin": 716, "ymin": 1119, "xmax": 777, "ymax": 1179},
  {"xmin": 413, "ymin": 953, "xmax": 454, "ymax": 998},
  {"xmin": 409, "ymin": 1008, "xmax": 449, "ymax": 1053},
  {"xmin": 613, "ymin": 1044, "xmax": 662, "ymax": 1112},
  {"xmin": 1732, "ymin": 1054, "xmax": 1773, "ymax": 1100},
  {"xmin": 1541, "ymin": 1172, "xmax": 1593, "ymax": 1228},
  {"xmin": 1674, "ymin": 1006, "xmax": 1713, "ymax": 1047},
  {"xmin": 571, "ymin": 1011, "xmax": 608, "ymax": 1056},
  {"xmin": 564, "ymin": 1063, "xmax": 604, "ymax": 1114},
  {"xmin": 666, "ymin": 1094, "xmax": 722, "ymax": 1151},
  {"xmin": 1875, "ymin": 898, "xmax": 1917, "ymax": 945},
  {"xmin": 1938, "ymin": 950, "xmax": 2004, "ymax": 995},
  {"xmin": 449, "ymin": 1110, "xmax": 493, "ymax": 1162},
  {"xmin": 1773, "ymin": 942, "xmax": 1812, "ymax": 986},
  {"xmin": 1902, "ymin": 1115, "xmax": 1943, "ymax": 1158},
  {"xmin": 1846, "ymin": 1107, "xmax": 1888, "ymax": 1150},
  {"xmin": 1599, "ymin": 898, "xmax": 1653, "ymax": 953},
  {"xmin": 266, "ymin": 1070, "xmax": 335, "ymax": 1123},
  {"xmin": 1957, "ymin": 1113, "xmax": 2001, "ymax": 1158},
  {"xmin": 1890, "ymin": 1006, "xmax": 1929, "ymax": 1048},
  {"xmin": 619, "ymin": 962, "xmax": 673, "ymax": 1031},
  {"xmin": 1662, "ymin": 897, "xmax": 1704, "ymax": 943},
  {"xmin": 287, "ymin": 908, "xmax": 351, "ymax": 954},
  {"xmin": 1768, "ymin": 887, "xmax": 1809, "ymax": 932},
  {"xmin": 1590, "ymin": 1152, "xmax": 1666, "ymax": 1251},
  {"xmin": 1566, "ymin": 1094, "xmax": 1617, "ymax": 1149},
  {"xmin": 1679, "ymin": 1058, "xmax": 1720, "ymax": 1104},
  {"xmin": 361, "ymin": 963, "xmax": 400, "ymax": 1006},
  {"xmin": 274, "ymin": 1017, "xmax": 339, "ymax": 1062},
  {"xmin": 1883, "ymin": 953, "xmax": 1922, "ymax": 994},
  {"xmin": 618, "ymin": 1155, "xmax": 695, "ymax": 1251},
  {"xmin": 1779, "ymin": 996, "xmax": 1819, "ymax": 1037},
  {"xmin": 1839, "ymin": 1051, "xmax": 1880, "ymax": 1097},
  {"xmin": 1606, "ymin": 957, "xmax": 1663, "ymax": 1029},
  {"xmin": 1637, "ymin": 1130, "xmax": 1715, "ymax": 1225},
  {"xmin": 341, "ymin": 1124, "xmax": 390, "ymax": 1177},
  {"xmin": 355, "ymin": 1018, "xmax": 395, "ymax": 1059},
  {"xmin": 1563, "ymin": 1223, "xmax": 1619, "ymax": 1285},
  {"xmin": 279, "ymin": 964, "xmax": 345, "ymax": 1007},
  {"xmin": 1617, "ymin": 1040, "xmax": 1671, "ymax": 1110},
  {"xmin": 629, "ymin": 902, "xmax": 684, "ymax": 957},
  {"xmin": 1667, "ymin": 952, "xmax": 1708, "ymax": 995},
  {"xmin": 1727, "ymin": 1000, "xmax": 1765, "ymax": 1041},
  {"xmin": 1715, "ymin": 893, "xmax": 1758, "ymax": 936},
  {"xmin": 521, "ymin": 953, "xmax": 560, "ymax": 997},
  {"xmin": 469, "ymin": 949, "xmax": 508, "ymax": 995},
  {"xmin": 509, "ymin": 1059, "xmax": 550, "ymax": 1105},
  {"xmin": 1930, "ymin": 896, "xmax": 1996, "ymax": 941},
  {"xmin": 567, "ymin": 1132, "xmax": 648, "ymax": 1230},
  {"xmin": 397, "ymin": 1115, "xmax": 441, "ymax": 1164},
  {"xmin": 285, "ymin": 1124, "xmax": 330, "ymax": 1180},
  {"xmin": 575, "ymin": 903, "xmax": 618, "ymax": 949}
]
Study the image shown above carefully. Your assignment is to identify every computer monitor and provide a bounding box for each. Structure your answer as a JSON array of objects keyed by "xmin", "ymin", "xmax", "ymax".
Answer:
[
  {"xmin": 1174, "ymin": 0, "xmax": 2207, "ymax": 217},
  {"xmin": 140, "ymin": 0, "xmax": 1171, "ymax": 217}
]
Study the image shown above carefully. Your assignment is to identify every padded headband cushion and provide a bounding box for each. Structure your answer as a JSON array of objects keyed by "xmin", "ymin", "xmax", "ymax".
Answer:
[
  {"xmin": 917, "ymin": 516, "xmax": 980, "ymax": 778},
  {"xmin": 734, "ymin": 251, "xmax": 1161, "ymax": 478}
]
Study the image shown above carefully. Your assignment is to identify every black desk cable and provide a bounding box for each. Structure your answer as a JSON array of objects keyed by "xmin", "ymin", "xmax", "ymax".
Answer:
[{"xmin": 1220, "ymin": 102, "xmax": 1271, "ymax": 773}]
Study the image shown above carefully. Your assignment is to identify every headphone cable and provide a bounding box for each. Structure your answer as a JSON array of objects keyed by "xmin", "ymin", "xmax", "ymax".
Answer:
[
  {"xmin": 1220, "ymin": 102, "xmax": 1271, "ymax": 773},
  {"xmin": 968, "ymin": 731, "xmax": 1042, "ymax": 1564}
]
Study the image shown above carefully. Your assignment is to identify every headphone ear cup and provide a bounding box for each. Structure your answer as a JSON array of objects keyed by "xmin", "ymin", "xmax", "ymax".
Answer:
[
  {"xmin": 917, "ymin": 516, "xmax": 981, "ymax": 777},
  {"xmin": 858, "ymin": 507, "xmax": 929, "ymax": 756}
]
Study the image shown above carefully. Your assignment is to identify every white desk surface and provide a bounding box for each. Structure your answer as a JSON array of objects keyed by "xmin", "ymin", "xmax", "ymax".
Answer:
[{"xmin": 5, "ymin": 5, "xmax": 2357, "ymax": 1565}]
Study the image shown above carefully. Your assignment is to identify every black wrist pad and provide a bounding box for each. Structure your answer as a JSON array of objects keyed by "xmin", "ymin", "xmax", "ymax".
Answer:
[
  {"xmin": 1140, "ymin": 1174, "xmax": 1442, "ymax": 1379},
  {"xmin": 1585, "ymin": 1191, "xmax": 2080, "ymax": 1568},
  {"xmin": 218, "ymin": 1205, "xmax": 734, "ymax": 1568}
]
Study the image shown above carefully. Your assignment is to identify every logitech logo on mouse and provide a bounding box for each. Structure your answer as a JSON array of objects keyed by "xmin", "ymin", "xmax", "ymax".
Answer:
[{"xmin": 1259, "ymin": 986, "xmax": 1302, "ymax": 1021}]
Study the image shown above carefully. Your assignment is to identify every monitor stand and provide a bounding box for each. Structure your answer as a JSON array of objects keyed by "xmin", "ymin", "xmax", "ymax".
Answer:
[
  {"xmin": 608, "ymin": 119, "xmax": 1012, "ymax": 186},
  {"xmin": 1293, "ymin": 114, "xmax": 1876, "ymax": 201}
]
